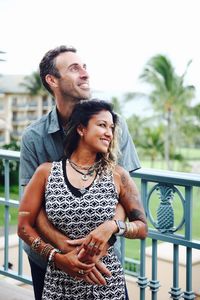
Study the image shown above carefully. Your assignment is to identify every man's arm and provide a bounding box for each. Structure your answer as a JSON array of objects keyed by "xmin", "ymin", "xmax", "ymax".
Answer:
[
  {"xmin": 35, "ymin": 208, "xmax": 74, "ymax": 253},
  {"xmin": 117, "ymin": 115, "xmax": 141, "ymax": 172},
  {"xmin": 20, "ymin": 130, "xmax": 40, "ymax": 186}
]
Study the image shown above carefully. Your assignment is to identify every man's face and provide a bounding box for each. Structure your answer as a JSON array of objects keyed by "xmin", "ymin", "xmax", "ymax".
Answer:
[{"xmin": 55, "ymin": 51, "xmax": 91, "ymax": 101}]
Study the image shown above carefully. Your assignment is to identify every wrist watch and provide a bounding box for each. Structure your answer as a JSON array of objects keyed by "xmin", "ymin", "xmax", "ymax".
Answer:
[{"xmin": 114, "ymin": 220, "xmax": 126, "ymax": 236}]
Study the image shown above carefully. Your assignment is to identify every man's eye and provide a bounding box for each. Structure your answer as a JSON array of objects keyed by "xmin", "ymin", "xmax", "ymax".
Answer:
[{"xmin": 70, "ymin": 65, "xmax": 79, "ymax": 72}]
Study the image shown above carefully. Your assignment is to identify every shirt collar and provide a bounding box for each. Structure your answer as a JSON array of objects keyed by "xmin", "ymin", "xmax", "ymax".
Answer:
[{"xmin": 47, "ymin": 106, "xmax": 60, "ymax": 134}]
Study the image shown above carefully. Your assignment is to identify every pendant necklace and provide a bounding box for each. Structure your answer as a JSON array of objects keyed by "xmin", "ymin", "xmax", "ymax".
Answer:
[{"xmin": 67, "ymin": 159, "xmax": 95, "ymax": 181}]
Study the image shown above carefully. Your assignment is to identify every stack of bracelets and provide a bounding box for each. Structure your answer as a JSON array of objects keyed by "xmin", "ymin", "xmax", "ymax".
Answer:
[
  {"xmin": 124, "ymin": 222, "xmax": 139, "ymax": 238},
  {"xmin": 30, "ymin": 237, "xmax": 61, "ymax": 269},
  {"xmin": 114, "ymin": 220, "xmax": 139, "ymax": 238}
]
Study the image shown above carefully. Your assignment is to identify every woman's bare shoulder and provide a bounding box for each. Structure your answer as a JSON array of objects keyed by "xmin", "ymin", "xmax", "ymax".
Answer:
[
  {"xmin": 113, "ymin": 165, "xmax": 130, "ymax": 183},
  {"xmin": 113, "ymin": 165, "xmax": 129, "ymax": 177},
  {"xmin": 34, "ymin": 162, "xmax": 52, "ymax": 177}
]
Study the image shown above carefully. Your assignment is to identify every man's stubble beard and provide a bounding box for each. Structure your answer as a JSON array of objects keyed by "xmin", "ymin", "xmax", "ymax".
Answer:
[{"xmin": 61, "ymin": 87, "xmax": 91, "ymax": 102}]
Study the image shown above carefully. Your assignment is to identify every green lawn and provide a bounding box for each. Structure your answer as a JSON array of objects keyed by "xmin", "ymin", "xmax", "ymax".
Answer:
[
  {"xmin": 139, "ymin": 146, "xmax": 200, "ymax": 172},
  {"xmin": 0, "ymin": 184, "xmax": 20, "ymax": 226},
  {"xmin": 180, "ymin": 147, "xmax": 200, "ymax": 160}
]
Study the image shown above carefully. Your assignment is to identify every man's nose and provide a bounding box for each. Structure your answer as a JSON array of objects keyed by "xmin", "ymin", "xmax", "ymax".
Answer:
[{"xmin": 80, "ymin": 68, "xmax": 89, "ymax": 78}]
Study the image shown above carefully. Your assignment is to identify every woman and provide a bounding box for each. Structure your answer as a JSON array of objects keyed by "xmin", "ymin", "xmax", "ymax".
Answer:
[{"xmin": 18, "ymin": 99, "xmax": 148, "ymax": 299}]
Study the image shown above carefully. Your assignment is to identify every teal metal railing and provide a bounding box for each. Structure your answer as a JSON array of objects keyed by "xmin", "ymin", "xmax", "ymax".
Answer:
[
  {"xmin": 0, "ymin": 149, "xmax": 199, "ymax": 299},
  {"xmin": 0, "ymin": 149, "xmax": 31, "ymax": 284},
  {"xmin": 132, "ymin": 168, "xmax": 200, "ymax": 300}
]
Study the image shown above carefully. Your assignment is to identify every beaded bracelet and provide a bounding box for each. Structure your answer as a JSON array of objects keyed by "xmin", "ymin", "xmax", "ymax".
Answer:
[
  {"xmin": 40, "ymin": 243, "xmax": 54, "ymax": 260},
  {"xmin": 31, "ymin": 237, "xmax": 42, "ymax": 251},
  {"xmin": 48, "ymin": 248, "xmax": 61, "ymax": 269}
]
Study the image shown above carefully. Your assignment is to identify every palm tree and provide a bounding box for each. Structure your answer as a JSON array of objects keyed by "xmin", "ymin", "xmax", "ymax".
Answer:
[
  {"xmin": 138, "ymin": 55, "xmax": 195, "ymax": 169},
  {"xmin": 139, "ymin": 125, "xmax": 165, "ymax": 168},
  {"xmin": 111, "ymin": 96, "xmax": 123, "ymax": 115},
  {"xmin": 0, "ymin": 50, "xmax": 5, "ymax": 62},
  {"xmin": 126, "ymin": 114, "xmax": 148, "ymax": 146},
  {"xmin": 21, "ymin": 70, "xmax": 49, "ymax": 100},
  {"xmin": 182, "ymin": 103, "xmax": 200, "ymax": 147}
]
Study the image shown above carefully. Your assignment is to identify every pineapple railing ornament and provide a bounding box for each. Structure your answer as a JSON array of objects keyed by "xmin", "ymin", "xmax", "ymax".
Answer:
[
  {"xmin": 147, "ymin": 183, "xmax": 185, "ymax": 234},
  {"xmin": 156, "ymin": 185, "xmax": 175, "ymax": 233}
]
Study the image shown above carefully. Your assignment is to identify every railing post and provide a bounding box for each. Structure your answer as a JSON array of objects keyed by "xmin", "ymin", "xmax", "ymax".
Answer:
[
  {"xmin": 137, "ymin": 239, "xmax": 148, "ymax": 300},
  {"xmin": 169, "ymin": 244, "xmax": 182, "ymax": 299},
  {"xmin": 18, "ymin": 180, "xmax": 23, "ymax": 275},
  {"xmin": 137, "ymin": 179, "xmax": 148, "ymax": 300},
  {"xmin": 148, "ymin": 239, "xmax": 160, "ymax": 300},
  {"xmin": 182, "ymin": 186, "xmax": 195, "ymax": 300},
  {"xmin": 4, "ymin": 159, "xmax": 10, "ymax": 271}
]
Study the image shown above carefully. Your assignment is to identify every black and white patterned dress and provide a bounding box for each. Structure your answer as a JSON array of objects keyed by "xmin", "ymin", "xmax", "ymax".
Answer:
[{"xmin": 42, "ymin": 161, "xmax": 126, "ymax": 300}]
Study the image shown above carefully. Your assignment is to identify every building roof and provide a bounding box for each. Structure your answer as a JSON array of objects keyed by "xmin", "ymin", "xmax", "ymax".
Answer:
[{"xmin": 0, "ymin": 75, "xmax": 28, "ymax": 94}]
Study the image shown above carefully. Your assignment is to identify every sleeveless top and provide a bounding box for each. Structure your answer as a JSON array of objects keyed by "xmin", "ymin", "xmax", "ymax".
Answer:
[{"xmin": 42, "ymin": 161, "xmax": 126, "ymax": 300}]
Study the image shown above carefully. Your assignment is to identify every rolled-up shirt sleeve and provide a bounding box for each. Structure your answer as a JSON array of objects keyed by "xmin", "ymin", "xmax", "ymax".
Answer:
[
  {"xmin": 20, "ymin": 130, "xmax": 39, "ymax": 186},
  {"xmin": 117, "ymin": 115, "xmax": 141, "ymax": 172}
]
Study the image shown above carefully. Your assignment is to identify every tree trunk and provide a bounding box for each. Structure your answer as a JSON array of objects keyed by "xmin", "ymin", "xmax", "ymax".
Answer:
[{"xmin": 165, "ymin": 109, "xmax": 172, "ymax": 170}]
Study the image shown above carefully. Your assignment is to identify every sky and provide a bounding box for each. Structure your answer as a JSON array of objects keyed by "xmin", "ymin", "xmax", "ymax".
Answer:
[{"xmin": 0, "ymin": 0, "xmax": 200, "ymax": 116}]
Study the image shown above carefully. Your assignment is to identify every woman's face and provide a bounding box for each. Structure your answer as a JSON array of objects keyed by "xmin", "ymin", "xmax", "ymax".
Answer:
[{"xmin": 80, "ymin": 110, "xmax": 114, "ymax": 154}]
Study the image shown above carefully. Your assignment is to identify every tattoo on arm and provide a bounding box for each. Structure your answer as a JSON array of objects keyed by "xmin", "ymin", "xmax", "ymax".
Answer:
[
  {"xmin": 21, "ymin": 226, "xmax": 34, "ymax": 244},
  {"xmin": 120, "ymin": 171, "xmax": 148, "ymax": 230},
  {"xmin": 121, "ymin": 173, "xmax": 127, "ymax": 186},
  {"xmin": 128, "ymin": 209, "xmax": 147, "ymax": 224},
  {"xmin": 19, "ymin": 211, "xmax": 30, "ymax": 217}
]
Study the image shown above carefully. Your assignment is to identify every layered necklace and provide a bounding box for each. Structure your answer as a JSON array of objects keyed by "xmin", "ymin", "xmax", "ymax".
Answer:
[{"xmin": 67, "ymin": 159, "xmax": 102, "ymax": 181}]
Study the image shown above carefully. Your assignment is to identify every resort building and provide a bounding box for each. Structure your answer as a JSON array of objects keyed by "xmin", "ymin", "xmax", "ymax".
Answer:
[{"xmin": 0, "ymin": 74, "xmax": 53, "ymax": 146}]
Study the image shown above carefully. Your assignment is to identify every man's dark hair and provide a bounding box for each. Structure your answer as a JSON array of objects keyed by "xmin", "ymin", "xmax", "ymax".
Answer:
[{"xmin": 39, "ymin": 45, "xmax": 77, "ymax": 95}]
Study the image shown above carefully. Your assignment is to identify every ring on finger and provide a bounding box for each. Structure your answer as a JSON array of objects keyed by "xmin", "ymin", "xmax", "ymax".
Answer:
[
  {"xmin": 88, "ymin": 242, "xmax": 95, "ymax": 247},
  {"xmin": 78, "ymin": 270, "xmax": 85, "ymax": 275}
]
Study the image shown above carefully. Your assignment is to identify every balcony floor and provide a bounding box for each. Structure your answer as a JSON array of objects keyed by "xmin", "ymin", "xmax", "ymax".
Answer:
[{"xmin": 0, "ymin": 281, "xmax": 34, "ymax": 300}]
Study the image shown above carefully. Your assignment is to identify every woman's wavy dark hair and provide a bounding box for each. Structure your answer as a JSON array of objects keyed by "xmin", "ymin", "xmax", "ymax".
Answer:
[{"xmin": 64, "ymin": 99, "xmax": 119, "ymax": 173}]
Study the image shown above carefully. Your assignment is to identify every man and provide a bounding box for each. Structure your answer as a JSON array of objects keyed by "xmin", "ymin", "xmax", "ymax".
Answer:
[{"xmin": 20, "ymin": 45, "xmax": 141, "ymax": 299}]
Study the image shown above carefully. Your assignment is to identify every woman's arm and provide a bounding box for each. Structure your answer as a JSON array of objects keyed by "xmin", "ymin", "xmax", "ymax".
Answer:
[{"xmin": 114, "ymin": 165, "xmax": 148, "ymax": 239}]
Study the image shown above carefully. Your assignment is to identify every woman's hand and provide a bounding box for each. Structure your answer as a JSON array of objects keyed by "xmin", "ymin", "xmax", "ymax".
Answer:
[
  {"xmin": 82, "ymin": 220, "xmax": 117, "ymax": 256},
  {"xmin": 54, "ymin": 247, "xmax": 95, "ymax": 277},
  {"xmin": 55, "ymin": 245, "xmax": 111, "ymax": 285},
  {"xmin": 78, "ymin": 246, "xmax": 111, "ymax": 285},
  {"xmin": 67, "ymin": 220, "xmax": 117, "ymax": 256}
]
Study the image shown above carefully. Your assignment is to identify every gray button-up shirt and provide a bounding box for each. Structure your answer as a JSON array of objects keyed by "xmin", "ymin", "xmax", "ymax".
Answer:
[{"xmin": 20, "ymin": 105, "xmax": 141, "ymax": 267}]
